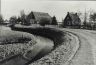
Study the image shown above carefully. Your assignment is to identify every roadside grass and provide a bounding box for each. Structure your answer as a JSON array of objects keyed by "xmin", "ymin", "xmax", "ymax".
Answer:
[{"xmin": 0, "ymin": 29, "xmax": 36, "ymax": 61}]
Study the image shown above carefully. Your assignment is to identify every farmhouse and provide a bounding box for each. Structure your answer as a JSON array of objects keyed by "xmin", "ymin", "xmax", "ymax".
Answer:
[
  {"xmin": 64, "ymin": 12, "xmax": 81, "ymax": 28},
  {"xmin": 26, "ymin": 11, "xmax": 52, "ymax": 24}
]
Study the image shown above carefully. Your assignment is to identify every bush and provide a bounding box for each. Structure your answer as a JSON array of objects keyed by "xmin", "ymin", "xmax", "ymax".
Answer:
[{"xmin": 39, "ymin": 18, "xmax": 51, "ymax": 26}]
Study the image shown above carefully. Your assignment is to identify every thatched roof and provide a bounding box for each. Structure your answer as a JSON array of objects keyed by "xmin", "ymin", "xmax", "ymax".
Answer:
[
  {"xmin": 69, "ymin": 13, "xmax": 79, "ymax": 20},
  {"xmin": 27, "ymin": 11, "xmax": 52, "ymax": 22},
  {"xmin": 66, "ymin": 12, "xmax": 81, "ymax": 25}
]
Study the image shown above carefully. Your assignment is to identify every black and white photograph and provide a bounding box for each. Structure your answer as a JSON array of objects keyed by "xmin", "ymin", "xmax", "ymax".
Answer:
[{"xmin": 0, "ymin": 0, "xmax": 96, "ymax": 65}]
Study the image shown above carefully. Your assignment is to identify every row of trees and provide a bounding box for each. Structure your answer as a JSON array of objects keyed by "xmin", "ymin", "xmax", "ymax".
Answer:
[
  {"xmin": 83, "ymin": 13, "xmax": 96, "ymax": 30},
  {"xmin": 9, "ymin": 15, "xmax": 58, "ymax": 26},
  {"xmin": 7, "ymin": 10, "xmax": 58, "ymax": 26}
]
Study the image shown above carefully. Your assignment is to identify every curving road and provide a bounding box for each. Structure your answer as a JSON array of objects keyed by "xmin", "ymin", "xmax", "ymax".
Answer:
[{"xmin": 62, "ymin": 28, "xmax": 96, "ymax": 65}]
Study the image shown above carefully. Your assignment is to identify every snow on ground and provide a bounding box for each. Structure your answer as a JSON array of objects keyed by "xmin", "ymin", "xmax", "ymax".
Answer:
[
  {"xmin": 1, "ymin": 26, "xmax": 96, "ymax": 65},
  {"xmin": 30, "ymin": 31, "xmax": 79, "ymax": 65}
]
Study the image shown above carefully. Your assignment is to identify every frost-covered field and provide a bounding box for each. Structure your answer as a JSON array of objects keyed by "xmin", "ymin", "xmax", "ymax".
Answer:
[{"xmin": 0, "ymin": 26, "xmax": 36, "ymax": 61}]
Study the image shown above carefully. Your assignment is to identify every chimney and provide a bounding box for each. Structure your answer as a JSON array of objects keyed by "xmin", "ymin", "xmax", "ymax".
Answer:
[
  {"xmin": 67, "ymin": 12, "xmax": 69, "ymax": 14},
  {"xmin": 75, "ymin": 13, "xmax": 77, "ymax": 15}
]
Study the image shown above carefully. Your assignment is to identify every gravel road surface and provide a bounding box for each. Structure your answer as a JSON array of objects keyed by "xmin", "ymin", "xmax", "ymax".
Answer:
[{"xmin": 62, "ymin": 28, "xmax": 96, "ymax": 65}]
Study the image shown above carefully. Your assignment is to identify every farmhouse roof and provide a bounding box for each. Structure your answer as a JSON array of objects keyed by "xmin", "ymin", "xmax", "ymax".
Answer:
[
  {"xmin": 68, "ymin": 12, "xmax": 81, "ymax": 25},
  {"xmin": 68, "ymin": 12, "xmax": 79, "ymax": 20},
  {"xmin": 28, "ymin": 11, "xmax": 52, "ymax": 22}
]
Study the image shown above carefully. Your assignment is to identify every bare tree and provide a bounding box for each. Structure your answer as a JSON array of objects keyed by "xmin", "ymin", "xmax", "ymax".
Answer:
[
  {"xmin": 90, "ymin": 13, "xmax": 96, "ymax": 22},
  {"xmin": 20, "ymin": 10, "xmax": 27, "ymax": 25},
  {"xmin": 0, "ymin": 15, "xmax": 4, "ymax": 24}
]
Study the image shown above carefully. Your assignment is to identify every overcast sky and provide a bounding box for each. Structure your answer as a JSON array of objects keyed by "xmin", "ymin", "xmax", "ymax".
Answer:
[{"xmin": 1, "ymin": 0, "xmax": 96, "ymax": 21}]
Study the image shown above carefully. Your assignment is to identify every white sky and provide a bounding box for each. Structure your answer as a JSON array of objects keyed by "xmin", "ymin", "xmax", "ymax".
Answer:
[{"xmin": 1, "ymin": 0, "xmax": 96, "ymax": 21}]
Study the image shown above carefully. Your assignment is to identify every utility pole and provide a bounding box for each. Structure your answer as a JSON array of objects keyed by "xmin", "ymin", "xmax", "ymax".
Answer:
[
  {"xmin": 84, "ymin": 9, "xmax": 87, "ymax": 23},
  {"xmin": 83, "ymin": 9, "xmax": 87, "ymax": 29}
]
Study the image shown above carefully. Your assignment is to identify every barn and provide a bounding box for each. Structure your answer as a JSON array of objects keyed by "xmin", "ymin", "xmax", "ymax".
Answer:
[
  {"xmin": 63, "ymin": 12, "xmax": 81, "ymax": 28},
  {"xmin": 26, "ymin": 11, "xmax": 52, "ymax": 24}
]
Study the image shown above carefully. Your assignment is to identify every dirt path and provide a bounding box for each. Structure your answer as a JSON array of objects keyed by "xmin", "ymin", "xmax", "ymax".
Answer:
[
  {"xmin": 77, "ymin": 30, "xmax": 96, "ymax": 65},
  {"xmin": 62, "ymin": 28, "xmax": 96, "ymax": 65}
]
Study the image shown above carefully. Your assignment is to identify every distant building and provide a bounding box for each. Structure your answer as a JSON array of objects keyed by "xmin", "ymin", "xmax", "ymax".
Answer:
[
  {"xmin": 64, "ymin": 12, "xmax": 81, "ymax": 28},
  {"xmin": 26, "ymin": 11, "xmax": 52, "ymax": 24},
  {"xmin": 1, "ymin": 20, "xmax": 10, "ymax": 25}
]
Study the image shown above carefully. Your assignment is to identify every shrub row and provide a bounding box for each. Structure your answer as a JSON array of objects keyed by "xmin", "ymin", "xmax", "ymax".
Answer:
[{"xmin": 11, "ymin": 25, "xmax": 66, "ymax": 48}]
